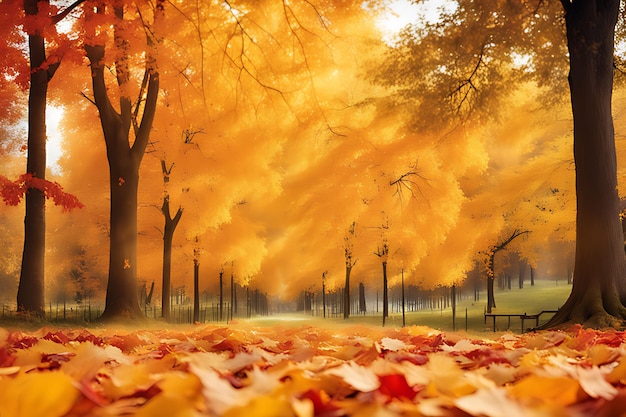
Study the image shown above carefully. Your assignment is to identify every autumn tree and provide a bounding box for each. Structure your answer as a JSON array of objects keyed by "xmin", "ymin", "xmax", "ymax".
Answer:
[
  {"xmin": 374, "ymin": 220, "xmax": 390, "ymax": 325},
  {"xmin": 484, "ymin": 229, "xmax": 528, "ymax": 314},
  {"xmin": 343, "ymin": 221, "xmax": 358, "ymax": 319},
  {"xmin": 159, "ymin": 160, "xmax": 182, "ymax": 322},
  {"xmin": 375, "ymin": 0, "xmax": 626, "ymax": 328},
  {"xmin": 83, "ymin": 1, "xmax": 162, "ymax": 320},
  {"xmin": 544, "ymin": 1, "xmax": 626, "ymax": 327},
  {"xmin": 375, "ymin": 240, "xmax": 389, "ymax": 325},
  {"xmin": 0, "ymin": 0, "xmax": 84, "ymax": 315}
]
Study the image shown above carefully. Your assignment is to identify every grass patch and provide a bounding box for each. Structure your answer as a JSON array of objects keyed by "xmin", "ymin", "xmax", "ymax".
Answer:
[{"xmin": 269, "ymin": 279, "xmax": 573, "ymax": 334}]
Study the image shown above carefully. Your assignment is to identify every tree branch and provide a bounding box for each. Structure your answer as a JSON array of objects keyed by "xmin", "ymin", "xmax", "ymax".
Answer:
[
  {"xmin": 51, "ymin": 0, "xmax": 87, "ymax": 25},
  {"xmin": 492, "ymin": 229, "xmax": 530, "ymax": 254},
  {"xmin": 389, "ymin": 160, "xmax": 430, "ymax": 204}
]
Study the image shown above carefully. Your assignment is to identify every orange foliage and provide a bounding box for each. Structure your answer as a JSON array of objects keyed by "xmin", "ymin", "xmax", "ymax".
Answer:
[{"xmin": 1, "ymin": 323, "xmax": 626, "ymax": 416}]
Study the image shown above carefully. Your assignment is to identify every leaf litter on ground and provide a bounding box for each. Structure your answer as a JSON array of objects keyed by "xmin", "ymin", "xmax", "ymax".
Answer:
[{"xmin": 1, "ymin": 322, "xmax": 626, "ymax": 416}]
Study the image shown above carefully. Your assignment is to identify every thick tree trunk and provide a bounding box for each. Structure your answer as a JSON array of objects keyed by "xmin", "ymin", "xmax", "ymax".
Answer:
[
  {"xmin": 543, "ymin": 0, "xmax": 626, "ymax": 328},
  {"xmin": 17, "ymin": 0, "xmax": 49, "ymax": 316},
  {"xmin": 358, "ymin": 282, "xmax": 366, "ymax": 313},
  {"xmin": 100, "ymin": 159, "xmax": 144, "ymax": 320},
  {"xmin": 162, "ymin": 231, "xmax": 173, "ymax": 320},
  {"xmin": 86, "ymin": 4, "xmax": 159, "ymax": 321}
]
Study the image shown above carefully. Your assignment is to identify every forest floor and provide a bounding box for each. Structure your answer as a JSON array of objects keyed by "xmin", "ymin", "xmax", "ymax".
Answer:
[{"xmin": 2, "ymin": 280, "xmax": 626, "ymax": 417}]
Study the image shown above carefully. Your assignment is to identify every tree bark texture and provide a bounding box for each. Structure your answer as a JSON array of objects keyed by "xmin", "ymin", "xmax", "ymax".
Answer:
[
  {"xmin": 86, "ymin": 5, "xmax": 160, "ymax": 320},
  {"xmin": 161, "ymin": 196, "xmax": 182, "ymax": 321},
  {"xmin": 17, "ymin": 0, "xmax": 49, "ymax": 316},
  {"xmin": 545, "ymin": 0, "xmax": 626, "ymax": 328}
]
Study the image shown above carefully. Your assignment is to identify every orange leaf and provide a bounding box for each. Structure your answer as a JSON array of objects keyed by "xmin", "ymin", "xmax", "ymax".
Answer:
[
  {"xmin": 508, "ymin": 375, "xmax": 582, "ymax": 406},
  {"xmin": 0, "ymin": 371, "xmax": 79, "ymax": 417}
]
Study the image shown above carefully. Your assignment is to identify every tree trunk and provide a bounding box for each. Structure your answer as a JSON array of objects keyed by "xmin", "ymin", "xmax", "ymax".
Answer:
[
  {"xmin": 451, "ymin": 284, "xmax": 457, "ymax": 331},
  {"xmin": 322, "ymin": 275, "xmax": 326, "ymax": 318},
  {"xmin": 100, "ymin": 159, "xmax": 144, "ymax": 320},
  {"xmin": 161, "ymin": 196, "xmax": 182, "ymax": 321},
  {"xmin": 230, "ymin": 272, "xmax": 234, "ymax": 321},
  {"xmin": 382, "ymin": 261, "xmax": 388, "ymax": 326},
  {"xmin": 17, "ymin": 0, "xmax": 50, "ymax": 316},
  {"xmin": 487, "ymin": 254, "xmax": 496, "ymax": 313},
  {"xmin": 343, "ymin": 265, "xmax": 352, "ymax": 319},
  {"xmin": 219, "ymin": 269, "xmax": 224, "ymax": 321},
  {"xmin": 358, "ymin": 282, "xmax": 366, "ymax": 313},
  {"xmin": 543, "ymin": 0, "xmax": 626, "ymax": 328},
  {"xmin": 486, "ymin": 230, "xmax": 527, "ymax": 314},
  {"xmin": 86, "ymin": 4, "xmax": 159, "ymax": 321},
  {"xmin": 401, "ymin": 269, "xmax": 406, "ymax": 327},
  {"xmin": 193, "ymin": 259, "xmax": 199, "ymax": 323}
]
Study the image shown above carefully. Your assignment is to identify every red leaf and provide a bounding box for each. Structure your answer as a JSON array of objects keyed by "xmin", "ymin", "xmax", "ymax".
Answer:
[
  {"xmin": 8, "ymin": 332, "xmax": 38, "ymax": 349},
  {"xmin": 377, "ymin": 374, "xmax": 420, "ymax": 401},
  {"xmin": 0, "ymin": 173, "xmax": 84, "ymax": 211},
  {"xmin": 41, "ymin": 352, "xmax": 75, "ymax": 369},
  {"xmin": 464, "ymin": 349, "xmax": 511, "ymax": 368},
  {"xmin": 74, "ymin": 330, "xmax": 103, "ymax": 345},
  {"xmin": 300, "ymin": 389, "xmax": 341, "ymax": 416},
  {"xmin": 0, "ymin": 347, "xmax": 15, "ymax": 367},
  {"xmin": 43, "ymin": 331, "xmax": 71, "ymax": 345},
  {"xmin": 410, "ymin": 333, "xmax": 444, "ymax": 352}
]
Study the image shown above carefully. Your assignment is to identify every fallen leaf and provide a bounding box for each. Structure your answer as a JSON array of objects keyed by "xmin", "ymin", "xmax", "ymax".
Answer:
[
  {"xmin": 508, "ymin": 374, "xmax": 582, "ymax": 406},
  {"xmin": 455, "ymin": 387, "xmax": 527, "ymax": 417},
  {"xmin": 325, "ymin": 361, "xmax": 380, "ymax": 392},
  {"xmin": 0, "ymin": 371, "xmax": 79, "ymax": 417}
]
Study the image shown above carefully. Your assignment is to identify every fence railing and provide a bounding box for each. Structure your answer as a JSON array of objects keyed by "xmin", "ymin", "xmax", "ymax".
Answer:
[{"xmin": 0, "ymin": 301, "xmax": 266, "ymax": 324}]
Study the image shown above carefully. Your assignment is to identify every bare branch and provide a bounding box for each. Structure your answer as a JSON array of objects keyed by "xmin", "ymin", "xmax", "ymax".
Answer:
[
  {"xmin": 448, "ymin": 44, "xmax": 484, "ymax": 116},
  {"xmin": 491, "ymin": 229, "xmax": 530, "ymax": 254},
  {"xmin": 80, "ymin": 91, "xmax": 97, "ymax": 106},
  {"xmin": 182, "ymin": 127, "xmax": 205, "ymax": 144},
  {"xmin": 389, "ymin": 160, "xmax": 430, "ymax": 205}
]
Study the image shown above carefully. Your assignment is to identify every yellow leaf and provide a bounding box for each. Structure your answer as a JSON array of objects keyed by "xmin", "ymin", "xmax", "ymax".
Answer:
[
  {"xmin": 158, "ymin": 372, "xmax": 204, "ymax": 409},
  {"xmin": 222, "ymin": 395, "xmax": 295, "ymax": 417},
  {"xmin": 588, "ymin": 344, "xmax": 619, "ymax": 366},
  {"xmin": 135, "ymin": 395, "xmax": 201, "ymax": 417},
  {"xmin": 607, "ymin": 357, "xmax": 626, "ymax": 384},
  {"xmin": 101, "ymin": 362, "xmax": 155, "ymax": 399},
  {"xmin": 0, "ymin": 371, "xmax": 79, "ymax": 417},
  {"xmin": 425, "ymin": 353, "xmax": 476, "ymax": 397},
  {"xmin": 508, "ymin": 375, "xmax": 582, "ymax": 406}
]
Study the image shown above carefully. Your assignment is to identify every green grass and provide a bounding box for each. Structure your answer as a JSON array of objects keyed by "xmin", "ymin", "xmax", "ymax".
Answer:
[
  {"xmin": 255, "ymin": 280, "xmax": 573, "ymax": 334},
  {"xmin": 0, "ymin": 280, "xmax": 572, "ymax": 334}
]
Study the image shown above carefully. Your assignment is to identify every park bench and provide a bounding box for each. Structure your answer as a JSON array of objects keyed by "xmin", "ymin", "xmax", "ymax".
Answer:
[{"xmin": 484, "ymin": 310, "xmax": 558, "ymax": 333}]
